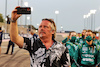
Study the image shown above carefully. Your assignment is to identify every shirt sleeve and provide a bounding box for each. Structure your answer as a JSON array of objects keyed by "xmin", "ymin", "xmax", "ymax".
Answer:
[
  {"xmin": 73, "ymin": 46, "xmax": 81, "ymax": 67},
  {"xmin": 61, "ymin": 48, "xmax": 70, "ymax": 67},
  {"xmin": 74, "ymin": 48, "xmax": 79, "ymax": 61},
  {"xmin": 22, "ymin": 37, "xmax": 34, "ymax": 51},
  {"xmin": 62, "ymin": 38, "xmax": 68, "ymax": 44}
]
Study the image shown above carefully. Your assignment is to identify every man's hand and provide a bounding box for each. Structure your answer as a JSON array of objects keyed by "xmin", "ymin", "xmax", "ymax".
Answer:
[{"xmin": 11, "ymin": 6, "xmax": 22, "ymax": 22}]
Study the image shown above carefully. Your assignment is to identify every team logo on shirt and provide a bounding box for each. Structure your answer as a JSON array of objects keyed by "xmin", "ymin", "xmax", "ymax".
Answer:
[{"xmin": 82, "ymin": 46, "xmax": 88, "ymax": 53}]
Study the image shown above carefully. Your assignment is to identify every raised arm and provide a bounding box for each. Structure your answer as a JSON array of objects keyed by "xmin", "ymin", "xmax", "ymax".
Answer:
[{"xmin": 10, "ymin": 6, "xmax": 24, "ymax": 48}]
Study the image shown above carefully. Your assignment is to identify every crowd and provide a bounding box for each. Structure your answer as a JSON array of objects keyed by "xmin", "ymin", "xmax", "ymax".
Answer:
[
  {"xmin": 61, "ymin": 30, "xmax": 100, "ymax": 67},
  {"xmin": 0, "ymin": 6, "xmax": 100, "ymax": 67}
]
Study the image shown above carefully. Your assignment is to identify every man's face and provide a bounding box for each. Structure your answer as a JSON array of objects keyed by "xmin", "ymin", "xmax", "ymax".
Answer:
[
  {"xmin": 82, "ymin": 30, "xmax": 86, "ymax": 35},
  {"xmin": 85, "ymin": 32, "xmax": 93, "ymax": 39},
  {"xmin": 38, "ymin": 20, "xmax": 54, "ymax": 38},
  {"xmin": 93, "ymin": 33, "xmax": 96, "ymax": 37},
  {"xmin": 70, "ymin": 32, "xmax": 76, "ymax": 39},
  {"xmin": 78, "ymin": 33, "xmax": 80, "ymax": 37}
]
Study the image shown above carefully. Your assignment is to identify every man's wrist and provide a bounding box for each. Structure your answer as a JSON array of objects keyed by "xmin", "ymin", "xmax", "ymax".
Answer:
[{"xmin": 10, "ymin": 19, "xmax": 16, "ymax": 23}]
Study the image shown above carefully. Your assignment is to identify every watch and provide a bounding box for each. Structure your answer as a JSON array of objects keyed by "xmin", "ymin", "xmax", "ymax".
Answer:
[{"xmin": 10, "ymin": 19, "xmax": 16, "ymax": 23}]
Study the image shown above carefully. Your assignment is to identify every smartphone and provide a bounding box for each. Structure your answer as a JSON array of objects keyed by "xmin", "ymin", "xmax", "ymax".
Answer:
[{"xmin": 16, "ymin": 7, "xmax": 31, "ymax": 14}]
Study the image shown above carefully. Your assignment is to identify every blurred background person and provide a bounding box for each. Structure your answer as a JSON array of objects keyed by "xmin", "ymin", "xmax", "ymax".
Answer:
[
  {"xmin": 5, "ymin": 34, "xmax": 15, "ymax": 55},
  {"xmin": 0, "ymin": 27, "xmax": 3, "ymax": 55},
  {"xmin": 6, "ymin": 15, "xmax": 10, "ymax": 24},
  {"xmin": 77, "ymin": 29, "xmax": 87, "ymax": 44},
  {"xmin": 93, "ymin": 31, "xmax": 100, "ymax": 45},
  {"xmin": 77, "ymin": 33, "xmax": 81, "ymax": 39},
  {"xmin": 30, "ymin": 31, "xmax": 38, "ymax": 38},
  {"xmin": 65, "ymin": 31, "xmax": 78, "ymax": 67},
  {"xmin": 61, "ymin": 31, "xmax": 72, "ymax": 45}
]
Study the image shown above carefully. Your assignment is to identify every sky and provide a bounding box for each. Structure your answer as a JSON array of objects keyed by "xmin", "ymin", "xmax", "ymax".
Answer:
[{"xmin": 0, "ymin": 0, "xmax": 100, "ymax": 33}]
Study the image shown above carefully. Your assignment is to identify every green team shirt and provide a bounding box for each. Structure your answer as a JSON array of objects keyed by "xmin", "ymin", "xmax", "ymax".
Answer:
[
  {"xmin": 66, "ymin": 41, "xmax": 78, "ymax": 67},
  {"xmin": 77, "ymin": 37, "xmax": 85, "ymax": 44},
  {"xmin": 93, "ymin": 39, "xmax": 100, "ymax": 45},
  {"xmin": 62, "ymin": 37, "xmax": 68, "ymax": 44},
  {"xmin": 62, "ymin": 37, "xmax": 79, "ymax": 44},
  {"xmin": 74, "ymin": 41, "xmax": 100, "ymax": 67}
]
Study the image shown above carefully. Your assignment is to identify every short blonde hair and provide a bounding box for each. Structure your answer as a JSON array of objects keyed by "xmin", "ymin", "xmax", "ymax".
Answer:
[{"xmin": 42, "ymin": 18, "xmax": 56, "ymax": 39}]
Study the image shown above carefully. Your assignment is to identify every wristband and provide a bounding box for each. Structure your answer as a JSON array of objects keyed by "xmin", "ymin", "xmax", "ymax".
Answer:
[{"xmin": 10, "ymin": 19, "xmax": 16, "ymax": 23}]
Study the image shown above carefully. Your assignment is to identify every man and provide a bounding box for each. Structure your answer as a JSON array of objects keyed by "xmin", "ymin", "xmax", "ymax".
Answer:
[
  {"xmin": 5, "ymin": 34, "xmax": 15, "ymax": 55},
  {"xmin": 0, "ymin": 27, "xmax": 3, "ymax": 54},
  {"xmin": 10, "ymin": 6, "xmax": 69, "ymax": 67},
  {"xmin": 93, "ymin": 31, "xmax": 100, "ymax": 45},
  {"xmin": 66, "ymin": 31, "xmax": 78, "ymax": 67},
  {"xmin": 77, "ymin": 29, "xmax": 87, "ymax": 44},
  {"xmin": 77, "ymin": 33, "xmax": 81, "ymax": 39},
  {"xmin": 75, "ymin": 30, "xmax": 100, "ymax": 67},
  {"xmin": 6, "ymin": 15, "xmax": 10, "ymax": 24},
  {"xmin": 30, "ymin": 31, "xmax": 38, "ymax": 38},
  {"xmin": 61, "ymin": 31, "xmax": 72, "ymax": 44}
]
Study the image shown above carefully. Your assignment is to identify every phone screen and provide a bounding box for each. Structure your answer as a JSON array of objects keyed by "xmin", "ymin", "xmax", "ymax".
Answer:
[{"xmin": 17, "ymin": 7, "xmax": 31, "ymax": 14}]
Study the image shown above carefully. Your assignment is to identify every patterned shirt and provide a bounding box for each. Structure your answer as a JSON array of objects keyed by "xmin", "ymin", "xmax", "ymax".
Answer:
[{"xmin": 23, "ymin": 37, "xmax": 69, "ymax": 67}]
